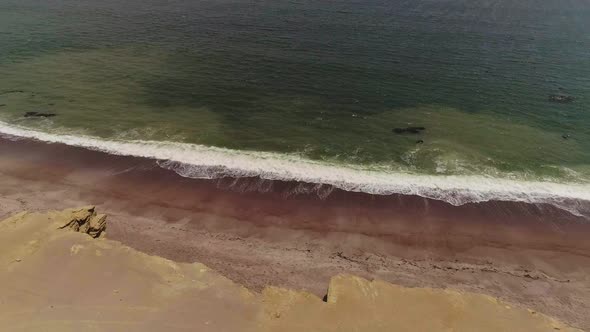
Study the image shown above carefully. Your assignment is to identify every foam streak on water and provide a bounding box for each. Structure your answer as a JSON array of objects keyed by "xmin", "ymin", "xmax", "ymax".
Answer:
[{"xmin": 1, "ymin": 120, "xmax": 589, "ymax": 217}]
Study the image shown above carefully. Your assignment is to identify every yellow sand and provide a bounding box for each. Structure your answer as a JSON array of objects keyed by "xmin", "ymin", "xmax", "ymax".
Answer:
[{"xmin": 0, "ymin": 207, "xmax": 579, "ymax": 331}]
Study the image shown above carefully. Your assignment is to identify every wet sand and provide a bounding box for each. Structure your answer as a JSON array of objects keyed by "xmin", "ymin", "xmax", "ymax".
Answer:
[{"xmin": 1, "ymin": 136, "xmax": 590, "ymax": 329}]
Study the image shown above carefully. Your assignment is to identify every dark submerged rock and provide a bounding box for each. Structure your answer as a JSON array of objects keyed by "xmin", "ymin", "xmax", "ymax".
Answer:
[
  {"xmin": 393, "ymin": 126, "xmax": 426, "ymax": 134},
  {"xmin": 24, "ymin": 111, "xmax": 57, "ymax": 118},
  {"xmin": 0, "ymin": 90, "xmax": 25, "ymax": 95},
  {"xmin": 549, "ymin": 94, "xmax": 575, "ymax": 103}
]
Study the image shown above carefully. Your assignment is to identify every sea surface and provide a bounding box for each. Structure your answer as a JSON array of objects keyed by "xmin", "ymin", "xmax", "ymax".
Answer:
[{"xmin": 0, "ymin": 0, "xmax": 589, "ymax": 211}]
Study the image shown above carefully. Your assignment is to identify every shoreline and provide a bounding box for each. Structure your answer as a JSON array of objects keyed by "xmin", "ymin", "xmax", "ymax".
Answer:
[
  {"xmin": 1, "ymin": 120, "xmax": 590, "ymax": 215},
  {"xmin": 1, "ymin": 136, "xmax": 590, "ymax": 329}
]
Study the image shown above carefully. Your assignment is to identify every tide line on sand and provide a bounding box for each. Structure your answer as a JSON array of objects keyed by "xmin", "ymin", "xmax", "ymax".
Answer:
[{"xmin": 0, "ymin": 120, "xmax": 589, "ymax": 216}]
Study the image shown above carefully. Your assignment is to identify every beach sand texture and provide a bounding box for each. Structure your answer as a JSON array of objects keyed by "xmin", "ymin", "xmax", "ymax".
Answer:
[
  {"xmin": 0, "ymin": 137, "xmax": 589, "ymax": 330},
  {"xmin": 0, "ymin": 206, "xmax": 581, "ymax": 332}
]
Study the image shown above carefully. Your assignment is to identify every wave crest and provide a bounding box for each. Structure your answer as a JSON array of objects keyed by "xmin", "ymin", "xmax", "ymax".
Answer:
[{"xmin": 1, "ymin": 120, "xmax": 589, "ymax": 216}]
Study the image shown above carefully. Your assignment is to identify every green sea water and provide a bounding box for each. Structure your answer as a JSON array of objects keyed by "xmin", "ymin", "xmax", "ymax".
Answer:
[{"xmin": 1, "ymin": 0, "xmax": 589, "ymax": 183}]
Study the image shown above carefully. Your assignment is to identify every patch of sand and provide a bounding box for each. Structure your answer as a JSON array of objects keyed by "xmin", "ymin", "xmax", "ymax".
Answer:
[{"xmin": 0, "ymin": 207, "xmax": 580, "ymax": 331}]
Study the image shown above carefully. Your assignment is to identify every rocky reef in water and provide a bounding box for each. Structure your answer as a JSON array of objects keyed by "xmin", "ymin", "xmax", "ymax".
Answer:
[{"xmin": 0, "ymin": 207, "xmax": 580, "ymax": 332}]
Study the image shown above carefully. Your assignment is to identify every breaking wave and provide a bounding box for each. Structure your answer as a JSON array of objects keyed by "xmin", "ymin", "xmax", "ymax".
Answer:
[{"xmin": 1, "ymin": 120, "xmax": 589, "ymax": 216}]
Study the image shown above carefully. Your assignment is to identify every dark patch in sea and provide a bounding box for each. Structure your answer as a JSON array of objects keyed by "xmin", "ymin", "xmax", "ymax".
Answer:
[{"xmin": 24, "ymin": 112, "xmax": 57, "ymax": 118}]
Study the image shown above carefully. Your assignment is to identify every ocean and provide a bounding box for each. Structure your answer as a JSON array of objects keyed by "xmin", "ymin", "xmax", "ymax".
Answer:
[{"xmin": 0, "ymin": 0, "xmax": 589, "ymax": 213}]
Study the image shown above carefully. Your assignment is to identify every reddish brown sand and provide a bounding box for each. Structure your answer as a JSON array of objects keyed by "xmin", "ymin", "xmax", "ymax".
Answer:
[{"xmin": 1, "ymin": 136, "xmax": 589, "ymax": 329}]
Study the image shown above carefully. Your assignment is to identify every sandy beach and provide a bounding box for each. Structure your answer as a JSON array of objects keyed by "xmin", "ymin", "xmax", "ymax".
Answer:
[{"xmin": 1, "ymin": 136, "xmax": 590, "ymax": 330}]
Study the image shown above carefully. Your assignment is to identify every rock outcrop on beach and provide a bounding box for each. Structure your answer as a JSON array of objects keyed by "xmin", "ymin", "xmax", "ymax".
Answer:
[
  {"xmin": 56, "ymin": 206, "xmax": 106, "ymax": 238},
  {"xmin": 0, "ymin": 207, "xmax": 580, "ymax": 332}
]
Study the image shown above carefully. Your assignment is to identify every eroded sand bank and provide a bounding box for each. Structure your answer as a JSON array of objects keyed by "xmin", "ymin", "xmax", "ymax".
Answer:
[{"xmin": 0, "ymin": 207, "xmax": 580, "ymax": 331}]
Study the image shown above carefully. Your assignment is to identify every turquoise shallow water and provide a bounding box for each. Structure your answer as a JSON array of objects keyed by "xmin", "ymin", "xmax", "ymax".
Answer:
[{"xmin": 0, "ymin": 0, "xmax": 589, "ymax": 184}]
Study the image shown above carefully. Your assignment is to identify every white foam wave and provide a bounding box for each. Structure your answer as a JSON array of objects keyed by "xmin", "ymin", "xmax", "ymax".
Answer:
[{"xmin": 1, "ymin": 120, "xmax": 590, "ymax": 216}]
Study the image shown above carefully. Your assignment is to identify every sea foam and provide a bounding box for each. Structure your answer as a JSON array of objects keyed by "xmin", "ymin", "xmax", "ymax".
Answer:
[{"xmin": 1, "ymin": 120, "xmax": 589, "ymax": 216}]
